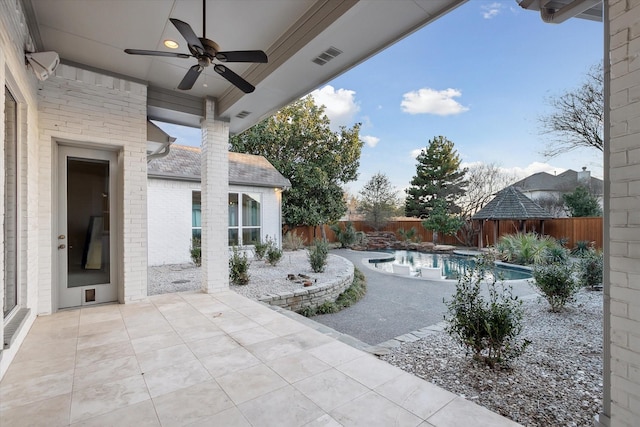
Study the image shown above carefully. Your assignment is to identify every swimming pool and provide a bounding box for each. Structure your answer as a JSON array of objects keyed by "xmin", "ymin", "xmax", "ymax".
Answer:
[{"xmin": 369, "ymin": 250, "xmax": 532, "ymax": 281}]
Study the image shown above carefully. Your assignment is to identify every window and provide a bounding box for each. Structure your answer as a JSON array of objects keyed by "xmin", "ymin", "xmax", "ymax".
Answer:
[
  {"xmin": 4, "ymin": 87, "xmax": 18, "ymax": 317},
  {"xmin": 192, "ymin": 191, "xmax": 201, "ymax": 240},
  {"xmin": 229, "ymin": 192, "xmax": 261, "ymax": 246}
]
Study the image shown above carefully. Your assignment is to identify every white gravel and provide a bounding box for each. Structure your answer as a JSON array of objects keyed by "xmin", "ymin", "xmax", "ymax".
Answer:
[
  {"xmin": 380, "ymin": 289, "xmax": 603, "ymax": 427},
  {"xmin": 148, "ymin": 250, "xmax": 351, "ymax": 299}
]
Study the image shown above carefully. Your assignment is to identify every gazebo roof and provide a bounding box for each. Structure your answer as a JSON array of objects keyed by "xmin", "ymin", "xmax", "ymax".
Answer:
[{"xmin": 472, "ymin": 186, "xmax": 554, "ymax": 220}]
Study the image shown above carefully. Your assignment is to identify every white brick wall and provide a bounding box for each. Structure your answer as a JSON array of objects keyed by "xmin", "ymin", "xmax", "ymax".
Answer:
[
  {"xmin": 608, "ymin": 1, "xmax": 640, "ymax": 425},
  {"xmin": 38, "ymin": 63, "xmax": 148, "ymax": 307}
]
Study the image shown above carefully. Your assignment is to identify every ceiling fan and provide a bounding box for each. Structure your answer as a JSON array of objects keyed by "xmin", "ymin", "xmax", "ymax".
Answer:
[{"xmin": 124, "ymin": 0, "xmax": 267, "ymax": 93}]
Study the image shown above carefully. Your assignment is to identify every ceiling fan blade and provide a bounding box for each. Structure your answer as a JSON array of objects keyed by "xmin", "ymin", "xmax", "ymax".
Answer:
[
  {"xmin": 215, "ymin": 50, "xmax": 268, "ymax": 63},
  {"xmin": 178, "ymin": 65, "xmax": 204, "ymax": 90},
  {"xmin": 170, "ymin": 18, "xmax": 205, "ymax": 54},
  {"xmin": 124, "ymin": 49, "xmax": 191, "ymax": 58},
  {"xmin": 214, "ymin": 64, "xmax": 255, "ymax": 93}
]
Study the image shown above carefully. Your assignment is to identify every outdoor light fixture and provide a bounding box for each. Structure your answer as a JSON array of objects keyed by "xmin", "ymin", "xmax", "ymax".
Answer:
[{"xmin": 163, "ymin": 39, "xmax": 179, "ymax": 49}]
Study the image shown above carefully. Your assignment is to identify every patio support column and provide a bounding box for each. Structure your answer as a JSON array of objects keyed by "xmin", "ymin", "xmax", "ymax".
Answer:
[{"xmin": 200, "ymin": 97, "xmax": 229, "ymax": 292}]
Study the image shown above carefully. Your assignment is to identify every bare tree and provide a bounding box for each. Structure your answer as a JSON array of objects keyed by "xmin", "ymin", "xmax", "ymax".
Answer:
[
  {"xmin": 358, "ymin": 172, "xmax": 401, "ymax": 231},
  {"xmin": 456, "ymin": 163, "xmax": 517, "ymax": 246},
  {"xmin": 539, "ymin": 63, "xmax": 603, "ymax": 157},
  {"xmin": 534, "ymin": 195, "xmax": 567, "ymax": 217}
]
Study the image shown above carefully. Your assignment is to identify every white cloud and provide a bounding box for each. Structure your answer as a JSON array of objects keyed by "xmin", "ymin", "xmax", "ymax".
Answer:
[
  {"xmin": 499, "ymin": 162, "xmax": 566, "ymax": 180},
  {"xmin": 410, "ymin": 148, "xmax": 423, "ymax": 159},
  {"xmin": 310, "ymin": 85, "xmax": 360, "ymax": 129},
  {"xmin": 361, "ymin": 135, "xmax": 380, "ymax": 148},
  {"xmin": 400, "ymin": 88, "xmax": 469, "ymax": 116},
  {"xmin": 481, "ymin": 2, "xmax": 503, "ymax": 19}
]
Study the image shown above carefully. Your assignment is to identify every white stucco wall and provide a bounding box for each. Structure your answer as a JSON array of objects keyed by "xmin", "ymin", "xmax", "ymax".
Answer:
[{"xmin": 147, "ymin": 179, "xmax": 283, "ymax": 266}]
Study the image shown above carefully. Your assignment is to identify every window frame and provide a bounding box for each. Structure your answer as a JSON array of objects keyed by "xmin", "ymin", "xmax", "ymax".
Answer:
[{"xmin": 228, "ymin": 191, "xmax": 262, "ymax": 246}]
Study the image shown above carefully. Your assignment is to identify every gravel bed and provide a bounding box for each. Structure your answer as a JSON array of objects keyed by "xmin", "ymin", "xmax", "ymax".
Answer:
[
  {"xmin": 381, "ymin": 290, "xmax": 603, "ymax": 427},
  {"xmin": 148, "ymin": 250, "xmax": 351, "ymax": 299}
]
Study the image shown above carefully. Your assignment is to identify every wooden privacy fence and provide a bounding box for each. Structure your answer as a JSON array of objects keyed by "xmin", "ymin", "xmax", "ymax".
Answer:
[{"xmin": 289, "ymin": 217, "xmax": 603, "ymax": 250}]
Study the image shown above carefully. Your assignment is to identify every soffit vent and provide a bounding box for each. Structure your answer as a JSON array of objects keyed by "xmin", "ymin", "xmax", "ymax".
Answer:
[
  {"xmin": 235, "ymin": 111, "xmax": 251, "ymax": 119},
  {"xmin": 312, "ymin": 46, "xmax": 343, "ymax": 66}
]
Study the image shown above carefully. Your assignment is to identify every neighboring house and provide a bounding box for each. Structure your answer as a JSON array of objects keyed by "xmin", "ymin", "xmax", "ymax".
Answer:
[
  {"xmin": 510, "ymin": 167, "xmax": 603, "ymax": 216},
  {"xmin": 147, "ymin": 145, "xmax": 290, "ymax": 266}
]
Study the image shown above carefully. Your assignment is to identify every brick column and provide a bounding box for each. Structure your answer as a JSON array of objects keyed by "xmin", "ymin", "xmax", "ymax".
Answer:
[{"xmin": 201, "ymin": 98, "xmax": 229, "ymax": 292}]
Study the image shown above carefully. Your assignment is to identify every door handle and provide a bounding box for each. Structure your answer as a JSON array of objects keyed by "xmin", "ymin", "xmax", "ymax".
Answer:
[
  {"xmin": 58, "ymin": 235, "xmax": 65, "ymax": 239},
  {"xmin": 58, "ymin": 244, "xmax": 66, "ymax": 249}
]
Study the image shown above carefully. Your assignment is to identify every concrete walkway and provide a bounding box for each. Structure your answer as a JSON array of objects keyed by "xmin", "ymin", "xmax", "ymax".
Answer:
[{"xmin": 313, "ymin": 249, "xmax": 538, "ymax": 346}]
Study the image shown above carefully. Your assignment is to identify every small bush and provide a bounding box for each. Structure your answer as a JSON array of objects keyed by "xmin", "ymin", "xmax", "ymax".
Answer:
[
  {"xmin": 543, "ymin": 244, "xmax": 569, "ymax": 265},
  {"xmin": 571, "ymin": 240, "xmax": 592, "ymax": 257},
  {"xmin": 330, "ymin": 222, "xmax": 357, "ymax": 248},
  {"xmin": 229, "ymin": 246, "xmax": 250, "ymax": 285},
  {"xmin": 308, "ymin": 239, "xmax": 330, "ymax": 273},
  {"xmin": 282, "ymin": 231, "xmax": 305, "ymax": 251},
  {"xmin": 497, "ymin": 232, "xmax": 557, "ymax": 265},
  {"xmin": 444, "ymin": 255, "xmax": 530, "ymax": 368},
  {"xmin": 531, "ymin": 262, "xmax": 579, "ymax": 312},
  {"xmin": 297, "ymin": 269, "xmax": 367, "ymax": 317},
  {"xmin": 266, "ymin": 244, "xmax": 283, "ymax": 266},
  {"xmin": 577, "ymin": 249, "xmax": 603, "ymax": 290},
  {"xmin": 397, "ymin": 226, "xmax": 420, "ymax": 243},
  {"xmin": 253, "ymin": 238, "xmax": 269, "ymax": 260},
  {"xmin": 190, "ymin": 237, "xmax": 201, "ymax": 266}
]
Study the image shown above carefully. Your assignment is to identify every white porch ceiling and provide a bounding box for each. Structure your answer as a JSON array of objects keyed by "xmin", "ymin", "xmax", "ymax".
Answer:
[{"xmin": 24, "ymin": 0, "xmax": 467, "ymax": 134}]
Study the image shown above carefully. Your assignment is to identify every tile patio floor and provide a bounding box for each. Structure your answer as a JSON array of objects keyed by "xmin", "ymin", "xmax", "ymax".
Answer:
[{"xmin": 0, "ymin": 290, "xmax": 521, "ymax": 426}]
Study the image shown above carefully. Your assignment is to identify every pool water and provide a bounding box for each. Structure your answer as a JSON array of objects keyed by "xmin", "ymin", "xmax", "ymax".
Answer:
[{"xmin": 370, "ymin": 250, "xmax": 532, "ymax": 281}]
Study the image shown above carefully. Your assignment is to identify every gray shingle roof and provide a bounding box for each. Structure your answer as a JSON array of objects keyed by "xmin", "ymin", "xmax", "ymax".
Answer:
[
  {"xmin": 147, "ymin": 145, "xmax": 291, "ymax": 189},
  {"xmin": 512, "ymin": 169, "xmax": 603, "ymax": 194},
  {"xmin": 472, "ymin": 186, "xmax": 554, "ymax": 220}
]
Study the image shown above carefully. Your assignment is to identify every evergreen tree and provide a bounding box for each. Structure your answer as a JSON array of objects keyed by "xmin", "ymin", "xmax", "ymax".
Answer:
[
  {"xmin": 405, "ymin": 136, "xmax": 467, "ymax": 218},
  {"xmin": 563, "ymin": 186, "xmax": 602, "ymax": 217}
]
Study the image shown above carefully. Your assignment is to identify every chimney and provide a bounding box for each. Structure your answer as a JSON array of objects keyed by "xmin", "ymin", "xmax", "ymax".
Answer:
[{"xmin": 577, "ymin": 167, "xmax": 590, "ymax": 185}]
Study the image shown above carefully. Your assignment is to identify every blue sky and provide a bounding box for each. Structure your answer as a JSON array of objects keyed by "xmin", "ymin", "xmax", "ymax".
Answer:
[{"xmin": 156, "ymin": 1, "xmax": 604, "ymax": 197}]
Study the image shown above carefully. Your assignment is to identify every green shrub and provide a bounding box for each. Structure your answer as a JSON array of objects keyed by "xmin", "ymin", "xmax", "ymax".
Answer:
[
  {"xmin": 297, "ymin": 269, "xmax": 367, "ymax": 317},
  {"xmin": 330, "ymin": 222, "xmax": 357, "ymax": 248},
  {"xmin": 444, "ymin": 255, "xmax": 530, "ymax": 368},
  {"xmin": 266, "ymin": 244, "xmax": 283, "ymax": 266},
  {"xmin": 531, "ymin": 262, "xmax": 579, "ymax": 312},
  {"xmin": 397, "ymin": 227, "xmax": 420, "ymax": 243},
  {"xmin": 571, "ymin": 240, "xmax": 592, "ymax": 257},
  {"xmin": 190, "ymin": 237, "xmax": 201, "ymax": 266},
  {"xmin": 308, "ymin": 239, "xmax": 330, "ymax": 273},
  {"xmin": 543, "ymin": 244, "xmax": 569, "ymax": 265},
  {"xmin": 253, "ymin": 238, "xmax": 269, "ymax": 260},
  {"xmin": 229, "ymin": 246, "xmax": 250, "ymax": 285},
  {"xmin": 497, "ymin": 232, "xmax": 557, "ymax": 265},
  {"xmin": 282, "ymin": 231, "xmax": 305, "ymax": 251},
  {"xmin": 577, "ymin": 249, "xmax": 603, "ymax": 290}
]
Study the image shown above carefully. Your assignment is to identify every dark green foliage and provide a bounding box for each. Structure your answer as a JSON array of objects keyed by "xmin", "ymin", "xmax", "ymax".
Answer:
[
  {"xmin": 230, "ymin": 96, "xmax": 363, "ymax": 229},
  {"xmin": 358, "ymin": 172, "xmax": 400, "ymax": 230},
  {"xmin": 421, "ymin": 199, "xmax": 465, "ymax": 244},
  {"xmin": 330, "ymin": 222, "xmax": 357, "ymax": 248},
  {"xmin": 266, "ymin": 245, "xmax": 283, "ymax": 266},
  {"xmin": 444, "ymin": 255, "xmax": 529, "ymax": 368},
  {"xmin": 543, "ymin": 244, "xmax": 570, "ymax": 264},
  {"xmin": 229, "ymin": 247, "xmax": 250, "ymax": 285},
  {"xmin": 577, "ymin": 249, "xmax": 603, "ymax": 290},
  {"xmin": 253, "ymin": 239, "xmax": 269, "ymax": 260},
  {"xmin": 308, "ymin": 239, "xmax": 330, "ymax": 273},
  {"xmin": 563, "ymin": 186, "xmax": 602, "ymax": 217},
  {"xmin": 297, "ymin": 269, "xmax": 367, "ymax": 317},
  {"xmin": 190, "ymin": 237, "xmax": 201, "ymax": 266},
  {"xmin": 571, "ymin": 240, "xmax": 592, "ymax": 257},
  {"xmin": 397, "ymin": 227, "xmax": 420, "ymax": 243},
  {"xmin": 405, "ymin": 136, "xmax": 467, "ymax": 218},
  {"xmin": 531, "ymin": 262, "xmax": 579, "ymax": 312}
]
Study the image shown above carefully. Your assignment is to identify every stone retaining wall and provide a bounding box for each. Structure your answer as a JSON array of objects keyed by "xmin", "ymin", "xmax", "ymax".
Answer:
[{"xmin": 258, "ymin": 257, "xmax": 355, "ymax": 312}]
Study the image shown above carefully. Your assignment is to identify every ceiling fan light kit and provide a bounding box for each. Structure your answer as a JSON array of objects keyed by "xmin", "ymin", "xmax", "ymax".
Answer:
[{"xmin": 124, "ymin": 1, "xmax": 267, "ymax": 93}]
